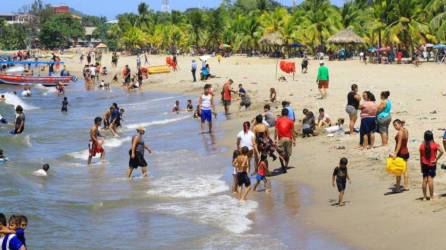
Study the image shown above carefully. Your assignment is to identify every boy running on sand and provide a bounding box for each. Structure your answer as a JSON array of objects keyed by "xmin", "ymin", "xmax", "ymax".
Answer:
[{"xmin": 332, "ymin": 157, "xmax": 351, "ymax": 206}]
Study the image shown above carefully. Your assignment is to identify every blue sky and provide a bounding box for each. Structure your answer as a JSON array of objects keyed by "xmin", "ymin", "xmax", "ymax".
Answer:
[{"xmin": 3, "ymin": 0, "xmax": 345, "ymax": 20}]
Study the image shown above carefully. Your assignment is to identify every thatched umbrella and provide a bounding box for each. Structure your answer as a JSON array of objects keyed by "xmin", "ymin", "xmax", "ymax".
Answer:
[
  {"xmin": 259, "ymin": 32, "xmax": 286, "ymax": 79},
  {"xmin": 328, "ymin": 29, "xmax": 364, "ymax": 44},
  {"xmin": 259, "ymin": 32, "xmax": 284, "ymax": 46}
]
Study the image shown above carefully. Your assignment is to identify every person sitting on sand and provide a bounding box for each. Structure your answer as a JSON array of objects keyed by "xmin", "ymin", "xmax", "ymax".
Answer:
[
  {"xmin": 325, "ymin": 118, "xmax": 345, "ymax": 134},
  {"xmin": 253, "ymin": 154, "xmax": 271, "ymax": 192},
  {"xmin": 317, "ymin": 108, "xmax": 331, "ymax": 128},
  {"xmin": 302, "ymin": 109, "xmax": 316, "ymax": 137},
  {"xmin": 332, "ymin": 157, "xmax": 351, "ymax": 206},
  {"xmin": 270, "ymin": 88, "xmax": 277, "ymax": 103},
  {"xmin": 238, "ymin": 84, "xmax": 251, "ymax": 110},
  {"xmin": 172, "ymin": 100, "xmax": 180, "ymax": 113},
  {"xmin": 233, "ymin": 146, "xmax": 252, "ymax": 202},
  {"xmin": 390, "ymin": 119, "xmax": 409, "ymax": 193},
  {"xmin": 200, "ymin": 64, "xmax": 209, "ymax": 81},
  {"xmin": 33, "ymin": 164, "xmax": 50, "ymax": 177},
  {"xmin": 419, "ymin": 130, "xmax": 444, "ymax": 200},
  {"xmin": 376, "ymin": 91, "xmax": 392, "ymax": 146},
  {"xmin": 88, "ymin": 117, "xmax": 105, "ymax": 165},
  {"xmin": 359, "ymin": 91, "xmax": 377, "ymax": 149},
  {"xmin": 186, "ymin": 100, "xmax": 194, "ymax": 112},
  {"xmin": 346, "ymin": 84, "xmax": 361, "ymax": 135}
]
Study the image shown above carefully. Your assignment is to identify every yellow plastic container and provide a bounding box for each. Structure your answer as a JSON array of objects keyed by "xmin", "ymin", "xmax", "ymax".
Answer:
[{"xmin": 386, "ymin": 157, "xmax": 407, "ymax": 176}]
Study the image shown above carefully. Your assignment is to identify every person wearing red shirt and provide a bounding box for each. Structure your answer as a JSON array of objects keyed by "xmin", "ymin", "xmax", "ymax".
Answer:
[
  {"xmin": 419, "ymin": 130, "xmax": 444, "ymax": 200},
  {"xmin": 275, "ymin": 108, "xmax": 295, "ymax": 173},
  {"xmin": 221, "ymin": 79, "xmax": 234, "ymax": 115}
]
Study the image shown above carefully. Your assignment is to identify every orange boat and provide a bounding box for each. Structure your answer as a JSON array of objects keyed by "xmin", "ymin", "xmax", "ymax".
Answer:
[{"xmin": 0, "ymin": 74, "xmax": 76, "ymax": 87}]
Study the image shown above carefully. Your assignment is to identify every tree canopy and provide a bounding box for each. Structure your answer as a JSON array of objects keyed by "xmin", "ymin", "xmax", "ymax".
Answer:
[{"xmin": 3, "ymin": 0, "xmax": 446, "ymax": 53}]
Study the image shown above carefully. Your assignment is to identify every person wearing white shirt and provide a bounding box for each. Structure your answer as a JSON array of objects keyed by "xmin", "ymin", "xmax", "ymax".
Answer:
[
  {"xmin": 33, "ymin": 164, "xmax": 49, "ymax": 177},
  {"xmin": 236, "ymin": 121, "xmax": 258, "ymax": 175}
]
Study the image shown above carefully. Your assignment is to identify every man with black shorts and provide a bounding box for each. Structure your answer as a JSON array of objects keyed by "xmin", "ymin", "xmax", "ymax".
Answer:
[{"xmin": 127, "ymin": 127, "xmax": 152, "ymax": 178}]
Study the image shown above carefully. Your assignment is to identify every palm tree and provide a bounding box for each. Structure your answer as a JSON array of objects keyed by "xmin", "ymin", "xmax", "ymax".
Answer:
[
  {"xmin": 427, "ymin": 0, "xmax": 446, "ymax": 42},
  {"xmin": 296, "ymin": 0, "xmax": 342, "ymax": 51},
  {"xmin": 187, "ymin": 9, "xmax": 204, "ymax": 47},
  {"xmin": 384, "ymin": 0, "xmax": 430, "ymax": 54}
]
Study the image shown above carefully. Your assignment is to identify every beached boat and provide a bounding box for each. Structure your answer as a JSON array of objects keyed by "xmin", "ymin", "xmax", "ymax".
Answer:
[{"xmin": 0, "ymin": 74, "xmax": 76, "ymax": 86}]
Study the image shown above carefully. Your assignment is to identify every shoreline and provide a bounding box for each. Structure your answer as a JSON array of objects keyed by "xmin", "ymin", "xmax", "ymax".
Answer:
[{"xmin": 64, "ymin": 53, "xmax": 446, "ymax": 249}]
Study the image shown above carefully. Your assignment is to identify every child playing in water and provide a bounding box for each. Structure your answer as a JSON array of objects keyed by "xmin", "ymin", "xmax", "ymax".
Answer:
[
  {"xmin": 231, "ymin": 150, "xmax": 240, "ymax": 193},
  {"xmin": 0, "ymin": 149, "xmax": 7, "ymax": 162},
  {"xmin": 61, "ymin": 97, "xmax": 68, "ymax": 112},
  {"xmin": 233, "ymin": 146, "xmax": 251, "ymax": 202},
  {"xmin": 253, "ymin": 154, "xmax": 271, "ymax": 192},
  {"xmin": 172, "ymin": 100, "xmax": 180, "ymax": 113},
  {"xmin": 332, "ymin": 157, "xmax": 351, "ymax": 206},
  {"xmin": 33, "ymin": 164, "xmax": 50, "ymax": 177},
  {"xmin": 186, "ymin": 100, "xmax": 194, "ymax": 112}
]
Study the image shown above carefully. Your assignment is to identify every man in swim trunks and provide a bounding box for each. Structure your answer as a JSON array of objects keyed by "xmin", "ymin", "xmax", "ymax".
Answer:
[
  {"xmin": 221, "ymin": 79, "xmax": 234, "ymax": 115},
  {"xmin": 316, "ymin": 61, "xmax": 329, "ymax": 99},
  {"xmin": 128, "ymin": 127, "xmax": 152, "ymax": 178},
  {"xmin": 88, "ymin": 117, "xmax": 105, "ymax": 165},
  {"xmin": 199, "ymin": 84, "xmax": 215, "ymax": 133},
  {"xmin": 275, "ymin": 108, "xmax": 295, "ymax": 173}
]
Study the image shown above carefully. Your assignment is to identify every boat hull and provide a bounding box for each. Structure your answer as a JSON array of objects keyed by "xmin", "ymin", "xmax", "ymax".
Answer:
[{"xmin": 0, "ymin": 74, "xmax": 75, "ymax": 87}]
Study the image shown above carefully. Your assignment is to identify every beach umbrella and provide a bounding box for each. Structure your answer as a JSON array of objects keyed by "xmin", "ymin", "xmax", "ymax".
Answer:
[
  {"xmin": 433, "ymin": 44, "xmax": 446, "ymax": 49},
  {"xmin": 425, "ymin": 43, "xmax": 434, "ymax": 48},
  {"xmin": 221, "ymin": 44, "xmax": 231, "ymax": 48},
  {"xmin": 199, "ymin": 55, "xmax": 210, "ymax": 62},
  {"xmin": 327, "ymin": 29, "xmax": 365, "ymax": 44},
  {"xmin": 259, "ymin": 32, "xmax": 284, "ymax": 46},
  {"xmin": 368, "ymin": 47, "xmax": 376, "ymax": 52}
]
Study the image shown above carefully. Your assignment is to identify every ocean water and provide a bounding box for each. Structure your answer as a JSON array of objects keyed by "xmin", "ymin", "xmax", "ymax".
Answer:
[{"xmin": 0, "ymin": 83, "xmax": 352, "ymax": 249}]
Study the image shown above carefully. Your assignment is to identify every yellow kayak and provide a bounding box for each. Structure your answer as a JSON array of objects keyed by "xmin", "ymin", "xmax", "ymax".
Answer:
[{"xmin": 147, "ymin": 65, "xmax": 170, "ymax": 74}]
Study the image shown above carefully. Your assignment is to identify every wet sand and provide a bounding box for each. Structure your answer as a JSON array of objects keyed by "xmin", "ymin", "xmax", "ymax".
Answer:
[{"xmin": 64, "ymin": 52, "xmax": 446, "ymax": 249}]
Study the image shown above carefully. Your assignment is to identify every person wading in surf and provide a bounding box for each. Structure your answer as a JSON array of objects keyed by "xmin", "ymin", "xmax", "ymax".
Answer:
[
  {"xmin": 127, "ymin": 127, "xmax": 152, "ymax": 178},
  {"xmin": 198, "ymin": 84, "xmax": 215, "ymax": 133},
  {"xmin": 88, "ymin": 117, "xmax": 105, "ymax": 165}
]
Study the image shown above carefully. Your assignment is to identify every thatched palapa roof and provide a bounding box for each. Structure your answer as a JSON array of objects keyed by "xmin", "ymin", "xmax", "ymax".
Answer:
[
  {"xmin": 259, "ymin": 32, "xmax": 284, "ymax": 46},
  {"xmin": 328, "ymin": 29, "xmax": 364, "ymax": 44}
]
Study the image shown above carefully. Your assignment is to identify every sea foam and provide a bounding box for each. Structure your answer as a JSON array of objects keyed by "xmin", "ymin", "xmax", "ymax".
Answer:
[{"xmin": 147, "ymin": 175, "xmax": 229, "ymax": 198}]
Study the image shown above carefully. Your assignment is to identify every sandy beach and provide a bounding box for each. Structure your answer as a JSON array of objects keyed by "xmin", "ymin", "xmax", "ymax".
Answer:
[{"xmin": 56, "ymin": 52, "xmax": 446, "ymax": 249}]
